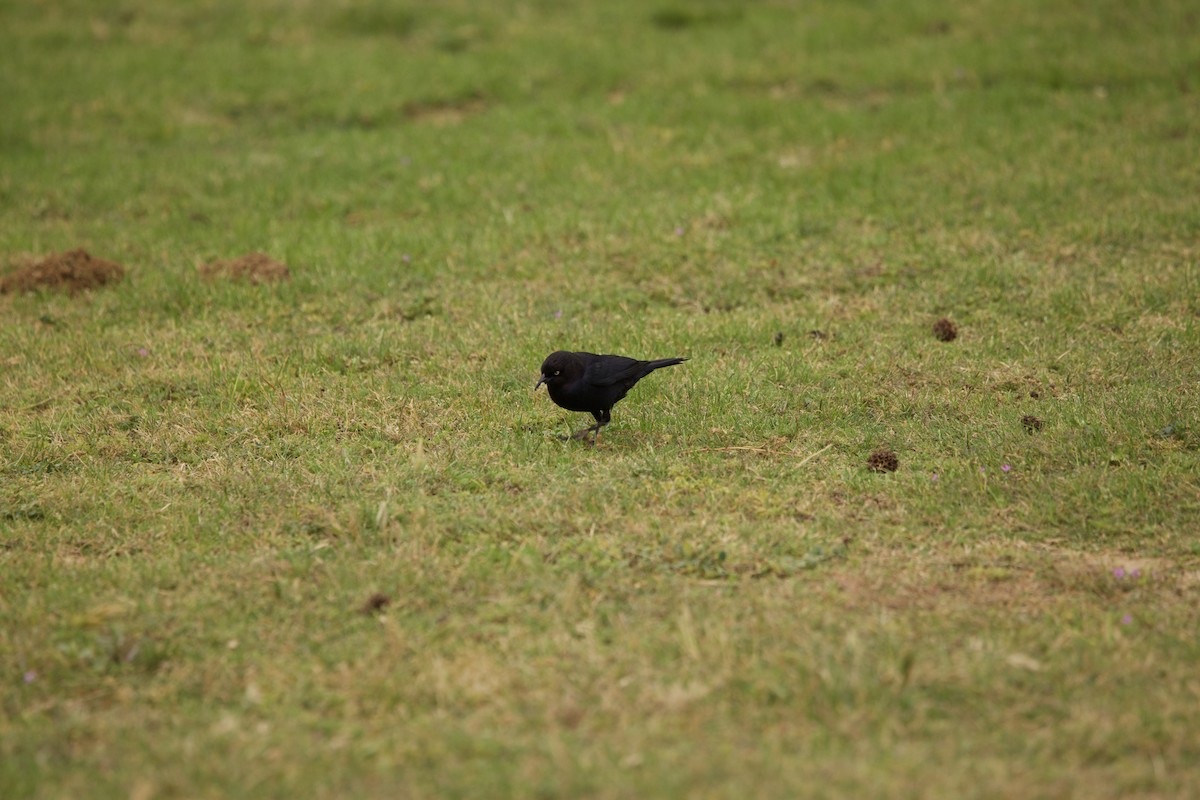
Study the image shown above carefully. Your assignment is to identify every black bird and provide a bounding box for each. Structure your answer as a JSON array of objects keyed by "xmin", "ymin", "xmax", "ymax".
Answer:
[{"xmin": 535, "ymin": 350, "xmax": 688, "ymax": 442}]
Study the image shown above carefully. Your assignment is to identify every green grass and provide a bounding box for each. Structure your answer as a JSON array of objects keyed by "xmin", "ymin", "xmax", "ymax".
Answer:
[{"xmin": 3, "ymin": 0, "xmax": 1199, "ymax": 796}]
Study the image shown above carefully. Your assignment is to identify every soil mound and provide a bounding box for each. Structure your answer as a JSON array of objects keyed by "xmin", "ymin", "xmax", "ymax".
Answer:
[
  {"xmin": 0, "ymin": 249, "xmax": 126, "ymax": 294},
  {"xmin": 932, "ymin": 317, "xmax": 958, "ymax": 342},
  {"xmin": 198, "ymin": 253, "xmax": 290, "ymax": 284},
  {"xmin": 867, "ymin": 448, "xmax": 900, "ymax": 473}
]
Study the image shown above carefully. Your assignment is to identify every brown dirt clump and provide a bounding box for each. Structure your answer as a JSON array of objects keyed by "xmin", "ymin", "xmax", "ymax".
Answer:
[
  {"xmin": 932, "ymin": 317, "xmax": 958, "ymax": 342},
  {"xmin": 866, "ymin": 448, "xmax": 899, "ymax": 473},
  {"xmin": 1022, "ymin": 415, "xmax": 1044, "ymax": 433},
  {"xmin": 361, "ymin": 592, "xmax": 392, "ymax": 614},
  {"xmin": 198, "ymin": 253, "xmax": 290, "ymax": 284},
  {"xmin": 0, "ymin": 249, "xmax": 126, "ymax": 294}
]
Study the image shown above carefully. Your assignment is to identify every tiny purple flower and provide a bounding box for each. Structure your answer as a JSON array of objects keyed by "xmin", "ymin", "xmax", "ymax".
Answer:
[
  {"xmin": 979, "ymin": 467, "xmax": 986, "ymax": 474},
  {"xmin": 137, "ymin": 348, "xmax": 149, "ymax": 357},
  {"xmin": 1121, "ymin": 614, "xmax": 1132, "ymax": 625},
  {"xmin": 931, "ymin": 472, "xmax": 939, "ymax": 481},
  {"xmin": 23, "ymin": 671, "xmax": 36, "ymax": 683},
  {"xmin": 1130, "ymin": 568, "xmax": 1141, "ymax": 578},
  {"xmin": 674, "ymin": 227, "xmax": 684, "ymax": 236},
  {"xmin": 1113, "ymin": 567, "xmax": 1125, "ymax": 579},
  {"xmin": 554, "ymin": 309, "xmax": 563, "ymax": 319},
  {"xmin": 402, "ymin": 254, "xmax": 411, "ymax": 263},
  {"xmin": 1001, "ymin": 464, "xmax": 1011, "ymax": 472}
]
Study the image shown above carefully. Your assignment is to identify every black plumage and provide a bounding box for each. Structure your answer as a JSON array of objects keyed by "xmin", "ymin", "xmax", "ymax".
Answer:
[{"xmin": 535, "ymin": 350, "xmax": 688, "ymax": 442}]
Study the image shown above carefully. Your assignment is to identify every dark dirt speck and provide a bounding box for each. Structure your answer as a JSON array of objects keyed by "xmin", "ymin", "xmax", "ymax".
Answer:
[
  {"xmin": 932, "ymin": 317, "xmax": 958, "ymax": 342},
  {"xmin": 867, "ymin": 448, "xmax": 899, "ymax": 473},
  {"xmin": 361, "ymin": 592, "xmax": 392, "ymax": 614}
]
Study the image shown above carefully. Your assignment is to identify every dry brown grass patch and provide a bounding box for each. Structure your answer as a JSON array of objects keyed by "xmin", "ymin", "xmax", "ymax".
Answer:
[
  {"xmin": 403, "ymin": 93, "xmax": 487, "ymax": 126},
  {"xmin": 831, "ymin": 544, "xmax": 1188, "ymax": 614}
]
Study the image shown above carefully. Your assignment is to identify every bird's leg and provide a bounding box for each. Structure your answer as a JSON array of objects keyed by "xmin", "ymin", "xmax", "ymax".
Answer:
[
  {"xmin": 568, "ymin": 410, "xmax": 610, "ymax": 444},
  {"xmin": 591, "ymin": 409, "xmax": 611, "ymax": 446},
  {"xmin": 569, "ymin": 422, "xmax": 600, "ymax": 441}
]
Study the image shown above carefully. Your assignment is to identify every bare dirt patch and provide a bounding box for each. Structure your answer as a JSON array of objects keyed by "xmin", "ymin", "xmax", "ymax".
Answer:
[
  {"xmin": 831, "ymin": 544, "xmax": 1188, "ymax": 615},
  {"xmin": 198, "ymin": 253, "xmax": 291, "ymax": 284},
  {"xmin": 0, "ymin": 248, "xmax": 126, "ymax": 294}
]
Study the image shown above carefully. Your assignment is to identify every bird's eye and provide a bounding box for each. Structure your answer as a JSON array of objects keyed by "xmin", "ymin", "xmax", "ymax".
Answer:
[{"xmin": 553, "ymin": 370, "xmax": 561, "ymax": 376}]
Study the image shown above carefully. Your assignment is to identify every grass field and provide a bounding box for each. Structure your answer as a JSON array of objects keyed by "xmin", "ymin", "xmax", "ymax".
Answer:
[{"xmin": 2, "ymin": 0, "xmax": 1199, "ymax": 797}]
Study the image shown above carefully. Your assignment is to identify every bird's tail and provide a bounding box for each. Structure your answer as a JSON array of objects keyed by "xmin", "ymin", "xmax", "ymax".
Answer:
[{"xmin": 646, "ymin": 357, "xmax": 688, "ymax": 372}]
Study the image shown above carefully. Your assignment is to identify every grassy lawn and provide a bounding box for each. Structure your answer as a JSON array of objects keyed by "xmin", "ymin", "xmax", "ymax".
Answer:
[{"xmin": 2, "ymin": 0, "xmax": 1199, "ymax": 796}]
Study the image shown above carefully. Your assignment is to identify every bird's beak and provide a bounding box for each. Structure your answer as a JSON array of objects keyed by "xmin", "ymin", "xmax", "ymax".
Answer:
[{"xmin": 535, "ymin": 375, "xmax": 546, "ymax": 391}]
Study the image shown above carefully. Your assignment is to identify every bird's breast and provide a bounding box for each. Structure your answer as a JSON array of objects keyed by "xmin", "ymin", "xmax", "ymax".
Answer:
[{"xmin": 547, "ymin": 383, "xmax": 598, "ymax": 413}]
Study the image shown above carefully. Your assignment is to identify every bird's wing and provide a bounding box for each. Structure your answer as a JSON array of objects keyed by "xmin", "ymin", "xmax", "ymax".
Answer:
[{"xmin": 583, "ymin": 355, "xmax": 647, "ymax": 387}]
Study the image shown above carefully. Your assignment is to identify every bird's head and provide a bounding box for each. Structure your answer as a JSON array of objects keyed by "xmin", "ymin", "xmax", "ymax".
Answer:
[{"xmin": 535, "ymin": 350, "xmax": 574, "ymax": 391}]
